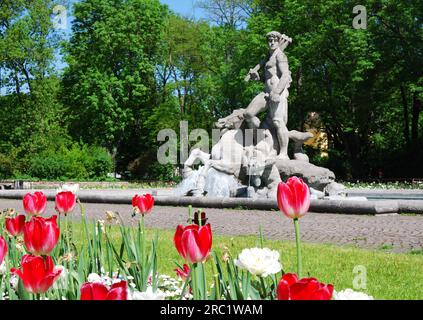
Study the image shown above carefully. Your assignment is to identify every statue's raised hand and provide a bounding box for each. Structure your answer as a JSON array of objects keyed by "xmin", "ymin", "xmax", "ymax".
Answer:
[
  {"xmin": 244, "ymin": 69, "xmax": 260, "ymax": 82},
  {"xmin": 279, "ymin": 34, "xmax": 292, "ymax": 52}
]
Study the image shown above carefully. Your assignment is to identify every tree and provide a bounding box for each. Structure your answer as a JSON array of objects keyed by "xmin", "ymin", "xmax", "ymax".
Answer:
[
  {"xmin": 197, "ymin": 0, "xmax": 254, "ymax": 29},
  {"xmin": 0, "ymin": 0, "xmax": 66, "ymax": 174},
  {"xmin": 0, "ymin": 0, "xmax": 58, "ymax": 94},
  {"xmin": 243, "ymin": 0, "xmax": 423, "ymax": 178},
  {"xmin": 62, "ymin": 0, "xmax": 168, "ymax": 176}
]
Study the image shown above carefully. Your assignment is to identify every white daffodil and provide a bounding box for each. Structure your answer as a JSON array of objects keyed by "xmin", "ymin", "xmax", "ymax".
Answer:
[
  {"xmin": 333, "ymin": 289, "xmax": 374, "ymax": 300},
  {"xmin": 129, "ymin": 286, "xmax": 166, "ymax": 300},
  {"xmin": 234, "ymin": 248, "xmax": 282, "ymax": 277},
  {"xmin": 57, "ymin": 183, "xmax": 79, "ymax": 195}
]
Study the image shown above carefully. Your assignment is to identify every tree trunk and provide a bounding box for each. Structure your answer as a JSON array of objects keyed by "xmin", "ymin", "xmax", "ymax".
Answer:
[
  {"xmin": 14, "ymin": 74, "xmax": 21, "ymax": 95},
  {"xmin": 400, "ymin": 85, "xmax": 410, "ymax": 146},
  {"xmin": 20, "ymin": 62, "xmax": 32, "ymax": 93},
  {"xmin": 411, "ymin": 91, "xmax": 421, "ymax": 144}
]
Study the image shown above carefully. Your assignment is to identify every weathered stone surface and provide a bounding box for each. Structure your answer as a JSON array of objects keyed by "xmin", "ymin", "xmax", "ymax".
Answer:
[
  {"xmin": 274, "ymin": 159, "xmax": 335, "ymax": 191},
  {"xmin": 324, "ymin": 181, "xmax": 346, "ymax": 196},
  {"xmin": 310, "ymin": 187, "xmax": 325, "ymax": 199},
  {"xmin": 288, "ymin": 130, "xmax": 314, "ymax": 162}
]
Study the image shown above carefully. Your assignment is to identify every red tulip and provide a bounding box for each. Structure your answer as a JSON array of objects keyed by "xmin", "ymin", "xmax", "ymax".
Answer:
[
  {"xmin": 0, "ymin": 235, "xmax": 7, "ymax": 265},
  {"xmin": 277, "ymin": 273, "xmax": 333, "ymax": 300},
  {"xmin": 174, "ymin": 264, "xmax": 190, "ymax": 280},
  {"xmin": 277, "ymin": 176, "xmax": 310, "ymax": 219},
  {"xmin": 24, "ymin": 216, "xmax": 60, "ymax": 256},
  {"xmin": 80, "ymin": 280, "xmax": 128, "ymax": 300},
  {"xmin": 11, "ymin": 254, "xmax": 62, "ymax": 294},
  {"xmin": 55, "ymin": 191, "xmax": 76, "ymax": 215},
  {"xmin": 23, "ymin": 192, "xmax": 47, "ymax": 216},
  {"xmin": 174, "ymin": 224, "xmax": 212, "ymax": 264},
  {"xmin": 132, "ymin": 194, "xmax": 154, "ymax": 215},
  {"xmin": 5, "ymin": 214, "xmax": 26, "ymax": 237}
]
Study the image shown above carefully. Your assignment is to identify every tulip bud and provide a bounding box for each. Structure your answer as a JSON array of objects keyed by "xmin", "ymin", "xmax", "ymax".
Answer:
[
  {"xmin": 174, "ymin": 224, "xmax": 213, "ymax": 264},
  {"xmin": 277, "ymin": 176, "xmax": 310, "ymax": 219},
  {"xmin": 24, "ymin": 216, "xmax": 60, "ymax": 256},
  {"xmin": 5, "ymin": 214, "xmax": 26, "ymax": 237},
  {"xmin": 55, "ymin": 191, "xmax": 76, "ymax": 215},
  {"xmin": 132, "ymin": 194, "xmax": 154, "ymax": 216},
  {"xmin": 80, "ymin": 280, "xmax": 128, "ymax": 300},
  {"xmin": 23, "ymin": 192, "xmax": 47, "ymax": 216},
  {"xmin": 11, "ymin": 255, "xmax": 62, "ymax": 294},
  {"xmin": 0, "ymin": 235, "xmax": 7, "ymax": 266}
]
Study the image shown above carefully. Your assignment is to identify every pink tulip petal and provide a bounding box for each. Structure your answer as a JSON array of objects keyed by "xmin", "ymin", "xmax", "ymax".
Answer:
[{"xmin": 181, "ymin": 229, "xmax": 202, "ymax": 263}]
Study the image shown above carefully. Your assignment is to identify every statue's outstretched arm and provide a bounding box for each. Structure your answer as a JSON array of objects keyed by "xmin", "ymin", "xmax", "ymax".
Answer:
[{"xmin": 244, "ymin": 58, "xmax": 267, "ymax": 82}]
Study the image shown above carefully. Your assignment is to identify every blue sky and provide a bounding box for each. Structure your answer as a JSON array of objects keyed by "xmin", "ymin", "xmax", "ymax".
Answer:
[{"xmin": 160, "ymin": 0, "xmax": 207, "ymax": 19}]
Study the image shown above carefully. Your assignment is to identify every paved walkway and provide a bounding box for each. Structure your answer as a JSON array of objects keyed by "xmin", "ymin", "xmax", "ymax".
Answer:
[{"xmin": 1, "ymin": 199, "xmax": 422, "ymax": 253}]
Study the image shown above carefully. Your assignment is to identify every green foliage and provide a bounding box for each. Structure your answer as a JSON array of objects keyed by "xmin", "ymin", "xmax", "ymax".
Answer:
[
  {"xmin": 62, "ymin": 0, "xmax": 168, "ymax": 150},
  {"xmin": 0, "ymin": 153, "xmax": 14, "ymax": 179},
  {"xmin": 244, "ymin": 0, "xmax": 423, "ymax": 178},
  {"xmin": 1, "ymin": 0, "xmax": 422, "ymax": 181},
  {"xmin": 27, "ymin": 144, "xmax": 113, "ymax": 180}
]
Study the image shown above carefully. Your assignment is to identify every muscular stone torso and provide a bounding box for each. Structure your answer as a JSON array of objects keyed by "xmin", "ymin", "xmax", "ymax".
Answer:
[{"xmin": 265, "ymin": 49, "xmax": 283, "ymax": 93}]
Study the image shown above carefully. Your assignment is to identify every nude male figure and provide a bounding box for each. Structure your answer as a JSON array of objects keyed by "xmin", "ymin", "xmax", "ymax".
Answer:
[{"xmin": 244, "ymin": 31, "xmax": 292, "ymax": 160}]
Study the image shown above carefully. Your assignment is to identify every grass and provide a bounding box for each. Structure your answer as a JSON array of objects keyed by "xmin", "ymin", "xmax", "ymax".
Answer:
[
  {"xmin": 70, "ymin": 222, "xmax": 423, "ymax": 300},
  {"xmin": 378, "ymin": 244, "xmax": 394, "ymax": 251},
  {"xmin": 343, "ymin": 181, "xmax": 423, "ymax": 190}
]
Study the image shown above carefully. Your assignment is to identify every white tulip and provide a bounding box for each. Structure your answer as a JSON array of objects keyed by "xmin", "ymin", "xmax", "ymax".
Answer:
[
  {"xmin": 234, "ymin": 248, "xmax": 282, "ymax": 277},
  {"xmin": 333, "ymin": 289, "xmax": 374, "ymax": 300},
  {"xmin": 57, "ymin": 183, "xmax": 79, "ymax": 195}
]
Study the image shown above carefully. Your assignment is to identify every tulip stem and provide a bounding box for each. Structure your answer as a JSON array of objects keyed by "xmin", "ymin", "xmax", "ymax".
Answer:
[
  {"xmin": 139, "ymin": 214, "xmax": 146, "ymax": 290},
  {"xmin": 293, "ymin": 218, "xmax": 302, "ymax": 278},
  {"xmin": 64, "ymin": 214, "xmax": 71, "ymax": 255},
  {"xmin": 64, "ymin": 214, "xmax": 74, "ymax": 297},
  {"xmin": 179, "ymin": 268, "xmax": 192, "ymax": 300},
  {"xmin": 188, "ymin": 205, "xmax": 192, "ymax": 224},
  {"xmin": 259, "ymin": 276, "xmax": 267, "ymax": 299},
  {"xmin": 191, "ymin": 263, "xmax": 198, "ymax": 299}
]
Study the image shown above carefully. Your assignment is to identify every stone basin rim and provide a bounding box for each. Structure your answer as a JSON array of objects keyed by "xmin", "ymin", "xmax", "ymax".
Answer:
[{"xmin": 0, "ymin": 190, "xmax": 422, "ymax": 214}]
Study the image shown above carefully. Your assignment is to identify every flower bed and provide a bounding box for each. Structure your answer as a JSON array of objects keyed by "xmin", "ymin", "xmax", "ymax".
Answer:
[{"xmin": 0, "ymin": 178, "xmax": 373, "ymax": 300}]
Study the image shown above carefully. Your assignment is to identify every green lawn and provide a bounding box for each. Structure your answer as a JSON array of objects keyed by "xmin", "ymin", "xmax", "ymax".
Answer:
[{"xmin": 71, "ymin": 223, "xmax": 423, "ymax": 300}]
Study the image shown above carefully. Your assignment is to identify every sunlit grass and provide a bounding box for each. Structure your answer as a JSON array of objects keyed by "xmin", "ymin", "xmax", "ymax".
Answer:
[{"xmin": 72, "ymin": 222, "xmax": 423, "ymax": 300}]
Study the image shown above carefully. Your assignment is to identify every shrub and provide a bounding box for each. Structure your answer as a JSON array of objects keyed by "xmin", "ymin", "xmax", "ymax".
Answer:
[
  {"xmin": 0, "ymin": 153, "xmax": 14, "ymax": 179},
  {"xmin": 27, "ymin": 143, "xmax": 112, "ymax": 180}
]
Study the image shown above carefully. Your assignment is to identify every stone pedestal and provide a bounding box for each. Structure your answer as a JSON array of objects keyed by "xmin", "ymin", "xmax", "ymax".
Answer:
[{"xmin": 274, "ymin": 159, "xmax": 335, "ymax": 191}]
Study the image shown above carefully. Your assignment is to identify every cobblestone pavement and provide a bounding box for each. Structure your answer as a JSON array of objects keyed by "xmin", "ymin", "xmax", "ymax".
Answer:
[{"xmin": 1, "ymin": 199, "xmax": 422, "ymax": 253}]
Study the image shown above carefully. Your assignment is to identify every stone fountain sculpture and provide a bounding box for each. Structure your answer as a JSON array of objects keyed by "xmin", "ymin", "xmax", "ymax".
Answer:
[{"xmin": 175, "ymin": 31, "xmax": 341, "ymax": 199}]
